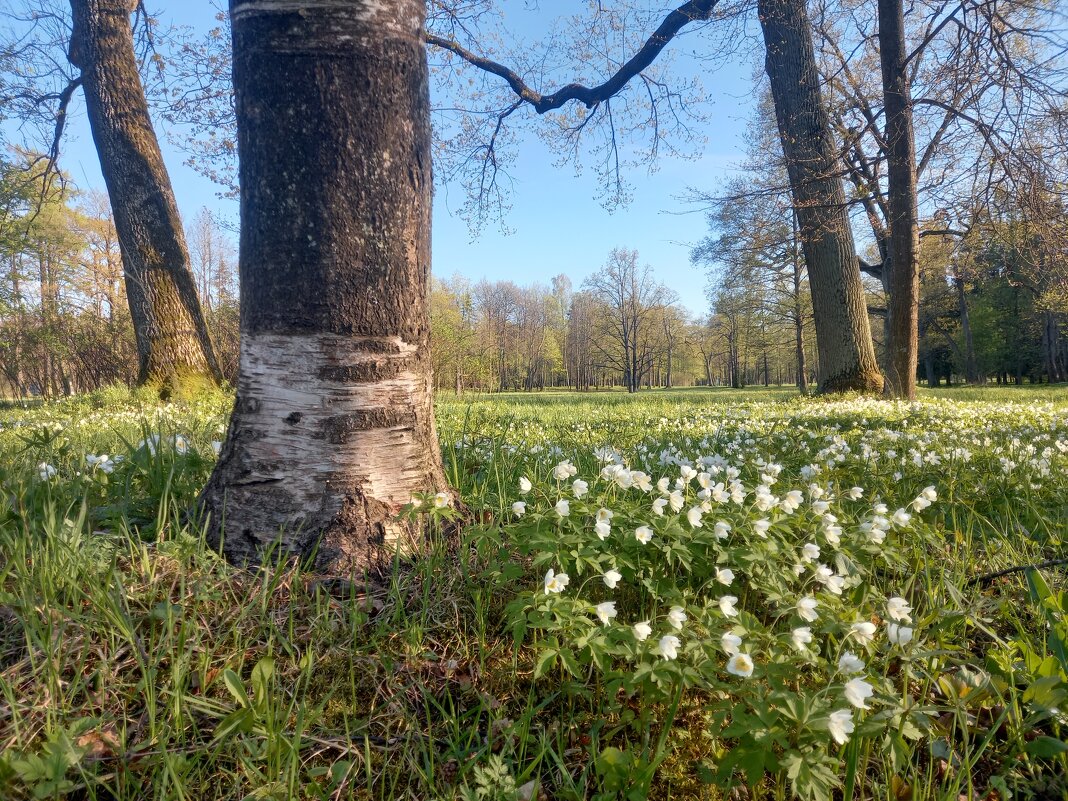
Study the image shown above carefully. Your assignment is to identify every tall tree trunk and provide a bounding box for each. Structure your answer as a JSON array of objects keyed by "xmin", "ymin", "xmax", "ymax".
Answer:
[
  {"xmin": 878, "ymin": 0, "xmax": 920, "ymax": 399},
  {"xmin": 757, "ymin": 0, "xmax": 883, "ymax": 394},
  {"xmin": 1060, "ymin": 320, "xmax": 1068, "ymax": 383},
  {"xmin": 953, "ymin": 268, "xmax": 980, "ymax": 383},
  {"xmin": 1042, "ymin": 310, "xmax": 1063, "ymax": 383},
  {"xmin": 8, "ymin": 254, "xmax": 25, "ymax": 396},
  {"xmin": 68, "ymin": 0, "xmax": 221, "ymax": 390},
  {"xmin": 792, "ymin": 212, "xmax": 809, "ymax": 393},
  {"xmin": 924, "ymin": 353, "xmax": 936, "ymax": 387},
  {"xmin": 200, "ymin": 0, "xmax": 449, "ymax": 573},
  {"xmin": 922, "ymin": 330, "xmax": 938, "ymax": 388},
  {"xmin": 729, "ymin": 327, "xmax": 741, "ymax": 389}
]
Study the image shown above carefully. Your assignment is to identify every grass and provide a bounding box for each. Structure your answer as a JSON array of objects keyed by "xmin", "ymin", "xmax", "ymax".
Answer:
[{"xmin": 0, "ymin": 384, "xmax": 1066, "ymax": 800}]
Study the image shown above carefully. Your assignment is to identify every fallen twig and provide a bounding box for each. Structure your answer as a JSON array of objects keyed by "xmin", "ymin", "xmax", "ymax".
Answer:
[{"xmin": 968, "ymin": 557, "xmax": 1068, "ymax": 587}]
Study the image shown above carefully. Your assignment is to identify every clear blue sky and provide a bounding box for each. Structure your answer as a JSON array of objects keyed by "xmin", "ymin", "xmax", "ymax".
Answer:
[{"xmin": 38, "ymin": 2, "xmax": 760, "ymax": 317}]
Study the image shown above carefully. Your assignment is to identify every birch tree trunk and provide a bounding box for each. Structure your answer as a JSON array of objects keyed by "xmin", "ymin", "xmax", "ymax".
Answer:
[
  {"xmin": 757, "ymin": 0, "xmax": 883, "ymax": 394},
  {"xmin": 878, "ymin": 0, "xmax": 920, "ymax": 399},
  {"xmin": 68, "ymin": 0, "xmax": 221, "ymax": 390},
  {"xmin": 200, "ymin": 0, "xmax": 450, "ymax": 572}
]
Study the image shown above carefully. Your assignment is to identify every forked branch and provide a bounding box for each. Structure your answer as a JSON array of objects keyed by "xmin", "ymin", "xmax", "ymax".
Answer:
[{"xmin": 425, "ymin": 0, "xmax": 720, "ymax": 114}]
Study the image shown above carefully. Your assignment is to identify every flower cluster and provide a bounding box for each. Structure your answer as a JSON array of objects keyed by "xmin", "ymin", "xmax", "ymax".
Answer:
[
  {"xmin": 505, "ymin": 453, "xmax": 938, "ymax": 762},
  {"xmin": 462, "ymin": 393, "xmax": 1061, "ymax": 801}
]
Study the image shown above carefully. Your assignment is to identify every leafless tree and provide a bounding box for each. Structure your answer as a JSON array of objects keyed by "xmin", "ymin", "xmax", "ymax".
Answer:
[{"xmin": 583, "ymin": 248, "xmax": 678, "ymax": 392}]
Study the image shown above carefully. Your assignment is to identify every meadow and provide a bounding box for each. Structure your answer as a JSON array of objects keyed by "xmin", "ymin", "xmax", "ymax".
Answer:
[{"xmin": 0, "ymin": 385, "xmax": 1066, "ymax": 800}]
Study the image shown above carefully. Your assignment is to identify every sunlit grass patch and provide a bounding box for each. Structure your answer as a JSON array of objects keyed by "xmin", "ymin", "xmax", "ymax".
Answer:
[{"xmin": 0, "ymin": 385, "xmax": 1066, "ymax": 800}]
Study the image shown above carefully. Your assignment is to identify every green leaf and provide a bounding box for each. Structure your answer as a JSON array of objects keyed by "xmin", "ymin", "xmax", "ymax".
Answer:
[
  {"xmin": 782, "ymin": 750, "xmax": 840, "ymax": 801},
  {"xmin": 533, "ymin": 649, "xmax": 557, "ymax": 679},
  {"xmin": 213, "ymin": 707, "xmax": 254, "ymax": 743},
  {"xmin": 222, "ymin": 668, "xmax": 250, "ymax": 708},
  {"xmin": 1024, "ymin": 675, "xmax": 1067, "ymax": 710},
  {"xmin": 737, "ymin": 744, "xmax": 766, "ymax": 788},
  {"xmin": 1026, "ymin": 569, "xmax": 1053, "ymax": 605},
  {"xmin": 330, "ymin": 760, "xmax": 354, "ymax": 785},
  {"xmin": 559, "ymin": 648, "xmax": 581, "ymax": 677},
  {"xmin": 1024, "ymin": 736, "xmax": 1068, "ymax": 758},
  {"xmin": 595, "ymin": 746, "xmax": 649, "ymax": 795},
  {"xmin": 251, "ymin": 656, "xmax": 275, "ymax": 708},
  {"xmin": 1049, "ymin": 629, "xmax": 1068, "ymax": 676}
]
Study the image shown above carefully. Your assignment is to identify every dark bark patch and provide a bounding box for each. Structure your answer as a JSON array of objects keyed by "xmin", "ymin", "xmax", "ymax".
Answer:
[
  {"xmin": 285, "ymin": 411, "xmax": 303, "ymax": 425},
  {"xmin": 316, "ymin": 490, "xmax": 406, "ymax": 573},
  {"xmin": 820, "ymin": 368, "xmax": 884, "ymax": 395},
  {"xmin": 321, "ymin": 408, "xmax": 418, "ymax": 443},
  {"xmin": 317, "ymin": 358, "xmax": 410, "ymax": 383},
  {"xmin": 334, "ymin": 338, "xmax": 405, "ymax": 356}
]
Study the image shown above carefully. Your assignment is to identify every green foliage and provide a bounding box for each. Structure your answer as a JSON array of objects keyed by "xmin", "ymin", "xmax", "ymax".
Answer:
[
  {"xmin": 459, "ymin": 755, "xmax": 523, "ymax": 801},
  {"xmin": 0, "ymin": 386, "xmax": 1067, "ymax": 800}
]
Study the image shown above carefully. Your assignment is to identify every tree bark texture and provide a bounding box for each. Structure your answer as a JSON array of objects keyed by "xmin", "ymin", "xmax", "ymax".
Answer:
[
  {"xmin": 757, "ymin": 0, "xmax": 883, "ymax": 394},
  {"xmin": 200, "ymin": 0, "xmax": 449, "ymax": 573},
  {"xmin": 1043, "ymin": 310, "xmax": 1065, "ymax": 383},
  {"xmin": 68, "ymin": 0, "xmax": 221, "ymax": 389},
  {"xmin": 791, "ymin": 212, "xmax": 809, "ymax": 393},
  {"xmin": 954, "ymin": 269, "xmax": 980, "ymax": 383},
  {"xmin": 878, "ymin": 0, "xmax": 920, "ymax": 399}
]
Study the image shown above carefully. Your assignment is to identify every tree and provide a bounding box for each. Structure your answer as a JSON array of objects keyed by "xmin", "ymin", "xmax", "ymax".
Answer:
[
  {"xmin": 67, "ymin": 0, "xmax": 221, "ymax": 390},
  {"xmin": 429, "ymin": 275, "xmax": 479, "ymax": 394},
  {"xmin": 186, "ymin": 207, "xmax": 239, "ymax": 379},
  {"xmin": 691, "ymin": 101, "xmax": 817, "ymax": 395},
  {"xmin": 474, "ymin": 280, "xmax": 521, "ymax": 391},
  {"xmin": 0, "ymin": 157, "xmax": 138, "ymax": 395},
  {"xmin": 811, "ymin": 0, "xmax": 1068, "ymax": 395},
  {"xmin": 157, "ymin": 1, "xmax": 884, "ymax": 394},
  {"xmin": 756, "ymin": 0, "xmax": 882, "ymax": 393},
  {"xmin": 566, "ymin": 290, "xmax": 598, "ymax": 391},
  {"xmin": 876, "ymin": 0, "xmax": 920, "ymax": 399},
  {"xmin": 428, "ymin": 1, "xmax": 882, "ymax": 393},
  {"xmin": 199, "ymin": 0, "xmax": 450, "ymax": 572},
  {"xmin": 583, "ymin": 248, "xmax": 676, "ymax": 393},
  {"xmin": 659, "ymin": 305, "xmax": 688, "ymax": 388}
]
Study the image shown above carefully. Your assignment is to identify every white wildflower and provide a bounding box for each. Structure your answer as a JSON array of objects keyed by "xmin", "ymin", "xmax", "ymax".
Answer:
[
  {"xmin": 828, "ymin": 709, "xmax": 855, "ymax": 745},
  {"xmin": 594, "ymin": 601, "xmax": 618, "ymax": 626},
  {"xmin": 543, "ymin": 569, "xmax": 569, "ymax": 595},
  {"xmin": 844, "ymin": 677, "xmax": 874, "ymax": 709},
  {"xmin": 667, "ymin": 605, "xmax": 688, "ymax": 630},
  {"xmin": 657, "ymin": 635, "xmax": 680, "ymax": 660},
  {"xmin": 797, "ymin": 596, "xmax": 819, "ymax": 622},
  {"xmin": 726, "ymin": 653, "xmax": 755, "ymax": 678}
]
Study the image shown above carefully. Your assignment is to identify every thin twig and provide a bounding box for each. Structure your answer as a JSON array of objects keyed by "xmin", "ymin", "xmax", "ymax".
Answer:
[{"xmin": 967, "ymin": 557, "xmax": 1068, "ymax": 586}]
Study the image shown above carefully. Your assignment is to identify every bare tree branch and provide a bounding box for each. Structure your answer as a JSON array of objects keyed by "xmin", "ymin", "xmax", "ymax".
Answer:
[{"xmin": 425, "ymin": 0, "xmax": 720, "ymax": 114}]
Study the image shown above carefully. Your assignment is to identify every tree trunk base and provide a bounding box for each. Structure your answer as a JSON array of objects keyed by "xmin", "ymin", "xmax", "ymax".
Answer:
[
  {"xmin": 200, "ymin": 475, "xmax": 436, "ymax": 574},
  {"xmin": 819, "ymin": 367, "xmax": 884, "ymax": 395},
  {"xmin": 198, "ymin": 332, "xmax": 452, "ymax": 575},
  {"xmin": 145, "ymin": 369, "xmax": 220, "ymax": 401}
]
